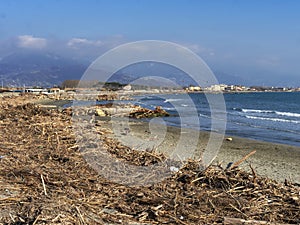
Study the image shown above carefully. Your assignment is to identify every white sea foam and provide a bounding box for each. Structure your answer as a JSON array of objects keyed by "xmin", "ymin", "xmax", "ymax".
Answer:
[
  {"xmin": 275, "ymin": 111, "xmax": 300, "ymax": 118},
  {"xmin": 242, "ymin": 109, "xmax": 273, "ymax": 113},
  {"xmin": 239, "ymin": 108, "xmax": 300, "ymax": 118},
  {"xmin": 199, "ymin": 113, "xmax": 211, "ymax": 118},
  {"xmin": 163, "ymin": 107, "xmax": 175, "ymax": 111},
  {"xmin": 164, "ymin": 99, "xmax": 180, "ymax": 103},
  {"xmin": 245, "ymin": 115, "xmax": 300, "ymax": 124}
]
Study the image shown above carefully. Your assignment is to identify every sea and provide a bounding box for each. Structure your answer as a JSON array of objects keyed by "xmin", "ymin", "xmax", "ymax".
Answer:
[{"xmin": 131, "ymin": 92, "xmax": 300, "ymax": 147}]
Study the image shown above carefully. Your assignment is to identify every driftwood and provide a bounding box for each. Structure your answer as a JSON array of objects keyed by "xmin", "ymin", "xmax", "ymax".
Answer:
[
  {"xmin": 94, "ymin": 104, "xmax": 170, "ymax": 118},
  {"xmin": 230, "ymin": 150, "xmax": 257, "ymax": 169},
  {"xmin": 224, "ymin": 217, "xmax": 293, "ymax": 225},
  {"xmin": 129, "ymin": 106, "xmax": 170, "ymax": 118},
  {"xmin": 97, "ymin": 93, "xmax": 117, "ymax": 101}
]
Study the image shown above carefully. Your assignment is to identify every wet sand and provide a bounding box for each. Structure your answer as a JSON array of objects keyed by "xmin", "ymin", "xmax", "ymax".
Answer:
[{"xmin": 100, "ymin": 119, "xmax": 300, "ymax": 184}]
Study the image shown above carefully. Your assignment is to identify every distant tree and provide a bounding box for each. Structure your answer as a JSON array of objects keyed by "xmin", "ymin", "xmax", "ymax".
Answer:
[{"xmin": 61, "ymin": 80, "xmax": 80, "ymax": 89}]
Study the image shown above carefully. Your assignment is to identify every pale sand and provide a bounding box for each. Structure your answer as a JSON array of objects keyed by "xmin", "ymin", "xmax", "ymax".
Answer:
[{"xmin": 100, "ymin": 119, "xmax": 300, "ymax": 184}]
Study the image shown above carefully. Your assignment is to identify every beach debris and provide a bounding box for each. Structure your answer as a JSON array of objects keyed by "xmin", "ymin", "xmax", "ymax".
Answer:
[
  {"xmin": 0, "ymin": 96, "xmax": 299, "ymax": 224},
  {"xmin": 226, "ymin": 137, "xmax": 233, "ymax": 141},
  {"xmin": 40, "ymin": 174, "xmax": 47, "ymax": 196},
  {"xmin": 129, "ymin": 106, "xmax": 170, "ymax": 118},
  {"xmin": 230, "ymin": 150, "xmax": 257, "ymax": 169},
  {"xmin": 94, "ymin": 103, "xmax": 170, "ymax": 118},
  {"xmin": 62, "ymin": 107, "xmax": 72, "ymax": 116},
  {"xmin": 95, "ymin": 108, "xmax": 107, "ymax": 117},
  {"xmin": 224, "ymin": 217, "xmax": 294, "ymax": 225},
  {"xmin": 225, "ymin": 162, "xmax": 233, "ymax": 169},
  {"xmin": 170, "ymin": 166, "xmax": 179, "ymax": 172},
  {"xmin": 97, "ymin": 93, "xmax": 117, "ymax": 101}
]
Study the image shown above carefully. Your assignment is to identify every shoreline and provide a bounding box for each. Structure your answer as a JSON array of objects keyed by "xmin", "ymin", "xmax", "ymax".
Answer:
[
  {"xmin": 34, "ymin": 98, "xmax": 300, "ymax": 147},
  {"xmin": 32, "ymin": 97, "xmax": 300, "ymax": 184},
  {"xmin": 99, "ymin": 118, "xmax": 300, "ymax": 184}
]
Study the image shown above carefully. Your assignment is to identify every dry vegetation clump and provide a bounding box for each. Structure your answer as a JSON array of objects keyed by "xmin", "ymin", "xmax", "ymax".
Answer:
[{"xmin": 0, "ymin": 97, "xmax": 299, "ymax": 224}]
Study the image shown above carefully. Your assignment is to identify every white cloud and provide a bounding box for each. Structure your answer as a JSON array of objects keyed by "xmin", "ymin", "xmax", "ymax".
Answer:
[
  {"xmin": 257, "ymin": 56, "xmax": 280, "ymax": 67},
  {"xmin": 181, "ymin": 43, "xmax": 215, "ymax": 56},
  {"xmin": 67, "ymin": 38, "xmax": 102, "ymax": 49},
  {"xmin": 17, "ymin": 35, "xmax": 47, "ymax": 49}
]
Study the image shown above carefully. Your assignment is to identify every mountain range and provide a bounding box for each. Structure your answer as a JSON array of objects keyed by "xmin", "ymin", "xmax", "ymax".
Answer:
[
  {"xmin": 0, "ymin": 50, "xmax": 260, "ymax": 87},
  {"xmin": 0, "ymin": 51, "xmax": 86, "ymax": 87}
]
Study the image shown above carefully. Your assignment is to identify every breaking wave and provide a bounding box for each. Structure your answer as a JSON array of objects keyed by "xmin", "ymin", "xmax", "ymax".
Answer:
[
  {"xmin": 233, "ymin": 108, "xmax": 300, "ymax": 118},
  {"xmin": 275, "ymin": 111, "xmax": 300, "ymax": 118},
  {"xmin": 245, "ymin": 115, "xmax": 300, "ymax": 124}
]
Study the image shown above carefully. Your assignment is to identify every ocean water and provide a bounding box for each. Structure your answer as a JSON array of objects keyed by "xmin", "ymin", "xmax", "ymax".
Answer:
[{"xmin": 133, "ymin": 92, "xmax": 300, "ymax": 147}]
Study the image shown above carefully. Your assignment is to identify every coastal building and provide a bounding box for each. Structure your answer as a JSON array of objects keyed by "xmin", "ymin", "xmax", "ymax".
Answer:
[
  {"xmin": 205, "ymin": 84, "xmax": 227, "ymax": 92},
  {"xmin": 25, "ymin": 88, "xmax": 47, "ymax": 94},
  {"xmin": 48, "ymin": 87, "xmax": 63, "ymax": 94},
  {"xmin": 123, "ymin": 84, "xmax": 132, "ymax": 91},
  {"xmin": 186, "ymin": 86, "xmax": 202, "ymax": 92},
  {"xmin": 225, "ymin": 85, "xmax": 248, "ymax": 92}
]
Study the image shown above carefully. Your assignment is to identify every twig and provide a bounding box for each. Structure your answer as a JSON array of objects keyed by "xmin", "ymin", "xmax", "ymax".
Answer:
[
  {"xmin": 231, "ymin": 150, "xmax": 256, "ymax": 169},
  {"xmin": 229, "ymin": 204, "xmax": 248, "ymax": 218},
  {"xmin": 40, "ymin": 174, "xmax": 47, "ymax": 196},
  {"xmin": 249, "ymin": 164, "xmax": 257, "ymax": 183},
  {"xmin": 52, "ymin": 214, "xmax": 62, "ymax": 222},
  {"xmin": 32, "ymin": 215, "xmax": 40, "ymax": 225},
  {"xmin": 76, "ymin": 206, "xmax": 85, "ymax": 224},
  {"xmin": 191, "ymin": 176, "xmax": 205, "ymax": 183},
  {"xmin": 224, "ymin": 217, "xmax": 293, "ymax": 225},
  {"xmin": 168, "ymin": 215, "xmax": 189, "ymax": 225},
  {"xmin": 9, "ymin": 213, "xmax": 15, "ymax": 223}
]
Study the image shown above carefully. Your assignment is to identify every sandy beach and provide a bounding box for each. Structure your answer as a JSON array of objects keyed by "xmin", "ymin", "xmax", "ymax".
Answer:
[
  {"xmin": 99, "ymin": 118, "xmax": 300, "ymax": 184},
  {"xmin": 35, "ymin": 99, "xmax": 300, "ymax": 184},
  {"xmin": 34, "ymin": 97, "xmax": 300, "ymax": 184}
]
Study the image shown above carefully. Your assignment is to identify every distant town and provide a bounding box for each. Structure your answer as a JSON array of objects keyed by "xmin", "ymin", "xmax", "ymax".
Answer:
[
  {"xmin": 185, "ymin": 84, "xmax": 300, "ymax": 93},
  {"xmin": 0, "ymin": 80, "xmax": 300, "ymax": 98}
]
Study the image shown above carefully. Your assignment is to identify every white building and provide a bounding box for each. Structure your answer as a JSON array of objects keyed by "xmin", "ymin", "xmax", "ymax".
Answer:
[{"xmin": 123, "ymin": 84, "xmax": 132, "ymax": 91}]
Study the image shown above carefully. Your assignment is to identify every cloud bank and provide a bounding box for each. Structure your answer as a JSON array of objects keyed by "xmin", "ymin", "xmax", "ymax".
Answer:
[
  {"xmin": 0, "ymin": 35, "xmax": 125, "ymax": 61},
  {"xmin": 17, "ymin": 35, "xmax": 47, "ymax": 49},
  {"xmin": 67, "ymin": 38, "xmax": 103, "ymax": 49}
]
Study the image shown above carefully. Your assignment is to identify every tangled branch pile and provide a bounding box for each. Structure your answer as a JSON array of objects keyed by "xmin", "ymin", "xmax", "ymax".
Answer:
[
  {"xmin": 129, "ymin": 106, "xmax": 170, "ymax": 119},
  {"xmin": 0, "ymin": 97, "xmax": 299, "ymax": 224}
]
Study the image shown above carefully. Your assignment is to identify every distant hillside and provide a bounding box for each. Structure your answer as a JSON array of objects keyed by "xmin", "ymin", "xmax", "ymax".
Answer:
[
  {"xmin": 0, "ymin": 51, "xmax": 87, "ymax": 87},
  {"xmin": 107, "ymin": 62, "xmax": 251, "ymax": 87},
  {"xmin": 0, "ymin": 51, "xmax": 251, "ymax": 87}
]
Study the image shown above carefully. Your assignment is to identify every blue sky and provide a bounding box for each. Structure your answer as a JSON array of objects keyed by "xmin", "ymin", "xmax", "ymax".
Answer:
[{"xmin": 0, "ymin": 0, "xmax": 299, "ymax": 86}]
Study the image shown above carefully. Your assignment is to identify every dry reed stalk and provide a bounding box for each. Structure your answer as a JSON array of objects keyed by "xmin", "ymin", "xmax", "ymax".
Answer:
[
  {"xmin": 231, "ymin": 150, "xmax": 257, "ymax": 169},
  {"xmin": 224, "ymin": 217, "xmax": 293, "ymax": 225},
  {"xmin": 40, "ymin": 174, "xmax": 47, "ymax": 196}
]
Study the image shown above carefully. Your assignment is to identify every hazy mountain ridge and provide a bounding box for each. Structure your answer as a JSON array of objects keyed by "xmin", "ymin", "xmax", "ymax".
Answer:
[
  {"xmin": 0, "ymin": 51, "xmax": 280, "ymax": 87},
  {"xmin": 0, "ymin": 51, "xmax": 86, "ymax": 87}
]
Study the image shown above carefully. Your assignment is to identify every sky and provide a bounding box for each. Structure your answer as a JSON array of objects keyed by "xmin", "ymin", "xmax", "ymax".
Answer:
[{"xmin": 0, "ymin": 0, "xmax": 300, "ymax": 86}]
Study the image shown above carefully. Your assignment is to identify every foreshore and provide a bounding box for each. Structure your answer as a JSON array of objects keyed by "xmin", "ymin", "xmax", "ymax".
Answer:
[
  {"xmin": 99, "ymin": 119, "xmax": 300, "ymax": 184},
  {"xmin": 34, "ymin": 96, "xmax": 300, "ymax": 184}
]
